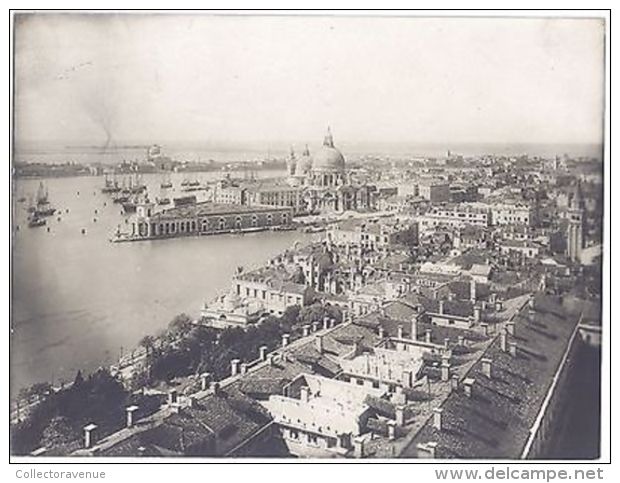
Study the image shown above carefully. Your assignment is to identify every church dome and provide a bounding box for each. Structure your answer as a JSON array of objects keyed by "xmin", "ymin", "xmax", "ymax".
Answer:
[{"xmin": 312, "ymin": 128, "xmax": 345, "ymax": 173}]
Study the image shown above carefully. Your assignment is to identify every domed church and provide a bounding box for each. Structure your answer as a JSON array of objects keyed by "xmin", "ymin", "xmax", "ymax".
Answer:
[{"xmin": 286, "ymin": 127, "xmax": 375, "ymax": 214}]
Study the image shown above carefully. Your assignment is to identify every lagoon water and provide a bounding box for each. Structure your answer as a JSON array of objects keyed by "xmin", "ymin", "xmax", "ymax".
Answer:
[{"xmin": 11, "ymin": 170, "xmax": 310, "ymax": 394}]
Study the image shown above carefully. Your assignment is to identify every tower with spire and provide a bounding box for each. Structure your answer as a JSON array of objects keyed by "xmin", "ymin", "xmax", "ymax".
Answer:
[{"xmin": 566, "ymin": 181, "xmax": 585, "ymax": 263}]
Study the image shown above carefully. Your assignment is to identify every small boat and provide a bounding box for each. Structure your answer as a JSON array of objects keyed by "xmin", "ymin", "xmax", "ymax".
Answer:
[
  {"xmin": 28, "ymin": 216, "xmax": 46, "ymax": 228},
  {"xmin": 157, "ymin": 197, "xmax": 171, "ymax": 206},
  {"xmin": 35, "ymin": 207, "xmax": 56, "ymax": 217}
]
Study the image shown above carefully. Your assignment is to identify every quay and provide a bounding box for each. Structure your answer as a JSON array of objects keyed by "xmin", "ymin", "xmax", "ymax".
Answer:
[{"xmin": 112, "ymin": 202, "xmax": 295, "ymax": 243}]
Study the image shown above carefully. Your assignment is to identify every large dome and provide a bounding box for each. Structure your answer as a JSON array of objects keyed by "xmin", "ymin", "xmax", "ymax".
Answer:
[{"xmin": 312, "ymin": 128, "xmax": 345, "ymax": 173}]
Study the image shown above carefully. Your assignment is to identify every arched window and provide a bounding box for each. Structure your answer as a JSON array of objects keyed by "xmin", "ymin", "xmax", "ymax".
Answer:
[
  {"xmin": 219, "ymin": 217, "xmax": 226, "ymax": 230},
  {"xmin": 267, "ymin": 214, "xmax": 273, "ymax": 225},
  {"xmin": 282, "ymin": 212, "xmax": 288, "ymax": 224},
  {"xmin": 235, "ymin": 216, "xmax": 242, "ymax": 229},
  {"xmin": 251, "ymin": 215, "xmax": 258, "ymax": 227}
]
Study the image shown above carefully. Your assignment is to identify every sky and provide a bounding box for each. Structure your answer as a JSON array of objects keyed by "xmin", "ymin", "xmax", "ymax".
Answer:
[{"xmin": 13, "ymin": 14, "xmax": 605, "ymax": 149}]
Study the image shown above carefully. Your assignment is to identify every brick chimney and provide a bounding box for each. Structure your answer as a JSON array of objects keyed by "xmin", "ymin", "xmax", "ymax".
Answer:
[
  {"xmin": 126, "ymin": 405, "xmax": 139, "ymax": 428},
  {"xmin": 395, "ymin": 406, "xmax": 405, "ymax": 426},
  {"xmin": 416, "ymin": 441, "xmax": 438, "ymax": 458},
  {"xmin": 282, "ymin": 333, "xmax": 290, "ymax": 347},
  {"xmin": 439, "ymin": 300, "xmax": 445, "ymax": 314},
  {"xmin": 433, "ymin": 407, "xmax": 443, "ymax": 431},
  {"xmin": 474, "ymin": 307, "xmax": 481, "ymax": 323},
  {"xmin": 353, "ymin": 436, "xmax": 365, "ymax": 458},
  {"xmin": 425, "ymin": 329, "xmax": 432, "ymax": 344},
  {"xmin": 451, "ymin": 374, "xmax": 459, "ymax": 391},
  {"xmin": 509, "ymin": 341, "xmax": 518, "ymax": 358},
  {"xmin": 463, "ymin": 378, "xmax": 475, "ymax": 398},
  {"xmin": 316, "ymin": 334, "xmax": 324, "ymax": 354},
  {"xmin": 410, "ymin": 318, "xmax": 418, "ymax": 341},
  {"xmin": 210, "ymin": 381, "xmax": 221, "ymax": 396},
  {"xmin": 330, "ymin": 317, "xmax": 336, "ymax": 328},
  {"xmin": 500, "ymin": 329, "xmax": 508, "ymax": 352},
  {"xmin": 83, "ymin": 423, "xmax": 97, "ymax": 449},
  {"xmin": 302, "ymin": 325, "xmax": 310, "ymax": 337},
  {"xmin": 387, "ymin": 421, "xmax": 396, "ymax": 441},
  {"xmin": 323, "ymin": 316, "xmax": 330, "ymax": 330},
  {"xmin": 300, "ymin": 386, "xmax": 310, "ymax": 403},
  {"xmin": 200, "ymin": 372, "xmax": 212, "ymax": 391},
  {"xmin": 481, "ymin": 358, "xmax": 492, "ymax": 378},
  {"xmin": 240, "ymin": 362, "xmax": 248, "ymax": 375},
  {"xmin": 231, "ymin": 359, "xmax": 240, "ymax": 376},
  {"xmin": 441, "ymin": 357, "xmax": 451, "ymax": 382},
  {"xmin": 402, "ymin": 370, "xmax": 413, "ymax": 388},
  {"xmin": 259, "ymin": 346, "xmax": 268, "ymax": 361}
]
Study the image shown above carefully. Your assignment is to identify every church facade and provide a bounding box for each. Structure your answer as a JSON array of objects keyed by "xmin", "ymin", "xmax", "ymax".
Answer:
[{"xmin": 284, "ymin": 128, "xmax": 376, "ymax": 214}]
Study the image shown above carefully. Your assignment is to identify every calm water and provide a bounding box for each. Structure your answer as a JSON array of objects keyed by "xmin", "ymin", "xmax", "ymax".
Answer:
[{"xmin": 11, "ymin": 171, "xmax": 309, "ymax": 394}]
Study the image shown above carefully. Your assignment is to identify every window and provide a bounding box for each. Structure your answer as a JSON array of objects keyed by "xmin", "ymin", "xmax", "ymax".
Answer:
[
  {"xmin": 290, "ymin": 429, "xmax": 299, "ymax": 440},
  {"xmin": 308, "ymin": 434, "xmax": 318, "ymax": 445}
]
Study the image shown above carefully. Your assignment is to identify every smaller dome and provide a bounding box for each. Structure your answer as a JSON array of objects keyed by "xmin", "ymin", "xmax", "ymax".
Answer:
[{"xmin": 298, "ymin": 145, "xmax": 313, "ymax": 174}]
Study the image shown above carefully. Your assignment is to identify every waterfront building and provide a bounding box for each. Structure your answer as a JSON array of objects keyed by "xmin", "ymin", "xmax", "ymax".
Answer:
[{"xmin": 128, "ymin": 202, "xmax": 293, "ymax": 240}]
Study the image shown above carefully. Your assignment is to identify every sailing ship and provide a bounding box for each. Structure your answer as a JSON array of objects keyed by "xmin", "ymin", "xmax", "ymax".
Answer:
[
  {"xmin": 101, "ymin": 173, "xmax": 121, "ymax": 193},
  {"xmin": 33, "ymin": 182, "xmax": 56, "ymax": 217}
]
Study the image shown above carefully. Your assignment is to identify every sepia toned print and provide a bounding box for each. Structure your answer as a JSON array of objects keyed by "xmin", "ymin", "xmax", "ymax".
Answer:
[{"xmin": 11, "ymin": 13, "xmax": 604, "ymax": 459}]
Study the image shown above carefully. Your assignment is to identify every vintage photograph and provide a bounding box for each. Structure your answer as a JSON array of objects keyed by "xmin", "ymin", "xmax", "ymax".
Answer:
[{"xmin": 10, "ymin": 12, "xmax": 606, "ymax": 459}]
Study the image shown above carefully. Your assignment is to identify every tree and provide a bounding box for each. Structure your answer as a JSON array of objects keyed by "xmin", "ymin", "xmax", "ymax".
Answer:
[{"xmin": 39, "ymin": 416, "xmax": 79, "ymax": 449}]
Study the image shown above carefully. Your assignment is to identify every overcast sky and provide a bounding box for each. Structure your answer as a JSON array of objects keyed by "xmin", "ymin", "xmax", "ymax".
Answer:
[{"xmin": 14, "ymin": 14, "xmax": 605, "ymax": 148}]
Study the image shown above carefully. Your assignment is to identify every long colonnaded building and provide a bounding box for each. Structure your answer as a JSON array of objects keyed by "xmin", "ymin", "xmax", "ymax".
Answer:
[{"xmin": 116, "ymin": 202, "xmax": 294, "ymax": 241}]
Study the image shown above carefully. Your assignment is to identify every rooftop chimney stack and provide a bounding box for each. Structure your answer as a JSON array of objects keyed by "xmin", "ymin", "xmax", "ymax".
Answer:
[
  {"xmin": 425, "ymin": 329, "xmax": 432, "ymax": 344},
  {"xmin": 378, "ymin": 326, "xmax": 385, "ymax": 339},
  {"xmin": 506, "ymin": 322, "xmax": 515, "ymax": 336},
  {"xmin": 395, "ymin": 406, "xmax": 405, "ymax": 426},
  {"xmin": 126, "ymin": 405, "xmax": 139, "ymax": 428},
  {"xmin": 481, "ymin": 358, "xmax": 492, "ymax": 378},
  {"xmin": 387, "ymin": 421, "xmax": 397, "ymax": 441},
  {"xmin": 330, "ymin": 317, "xmax": 336, "ymax": 328},
  {"xmin": 231, "ymin": 359, "xmax": 240, "ymax": 376},
  {"xmin": 303, "ymin": 325, "xmax": 310, "ymax": 337},
  {"xmin": 168, "ymin": 389, "xmax": 178, "ymax": 405},
  {"xmin": 411, "ymin": 318, "xmax": 418, "ymax": 341},
  {"xmin": 451, "ymin": 374, "xmax": 459, "ymax": 391},
  {"xmin": 200, "ymin": 372, "xmax": 212, "ymax": 391},
  {"xmin": 470, "ymin": 279, "xmax": 476, "ymax": 302},
  {"xmin": 240, "ymin": 362, "xmax": 248, "ymax": 375},
  {"xmin": 416, "ymin": 441, "xmax": 438, "ymax": 459},
  {"xmin": 397, "ymin": 325, "xmax": 404, "ymax": 339},
  {"xmin": 83, "ymin": 423, "xmax": 98, "ymax": 449},
  {"xmin": 439, "ymin": 301, "xmax": 445, "ymax": 314},
  {"xmin": 259, "ymin": 346, "xmax": 268, "ymax": 362},
  {"xmin": 282, "ymin": 333, "xmax": 290, "ymax": 347},
  {"xmin": 316, "ymin": 334, "xmax": 324, "ymax": 354},
  {"xmin": 509, "ymin": 341, "xmax": 518, "ymax": 358},
  {"xmin": 463, "ymin": 378, "xmax": 475, "ymax": 398},
  {"xmin": 353, "ymin": 436, "xmax": 365, "ymax": 458},
  {"xmin": 480, "ymin": 322, "xmax": 489, "ymax": 336},
  {"xmin": 457, "ymin": 335, "xmax": 465, "ymax": 347},
  {"xmin": 441, "ymin": 358, "xmax": 451, "ymax": 382},
  {"xmin": 300, "ymin": 386, "xmax": 310, "ymax": 403},
  {"xmin": 433, "ymin": 407, "xmax": 443, "ymax": 431},
  {"xmin": 500, "ymin": 330, "xmax": 508, "ymax": 352},
  {"xmin": 444, "ymin": 338, "xmax": 450, "ymax": 350},
  {"xmin": 474, "ymin": 307, "xmax": 481, "ymax": 323},
  {"xmin": 323, "ymin": 316, "xmax": 330, "ymax": 330},
  {"xmin": 402, "ymin": 370, "xmax": 413, "ymax": 388}
]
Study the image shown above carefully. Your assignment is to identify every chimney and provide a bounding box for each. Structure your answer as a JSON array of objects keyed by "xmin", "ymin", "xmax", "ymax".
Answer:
[
  {"xmin": 500, "ymin": 330, "xmax": 508, "ymax": 352},
  {"xmin": 387, "ymin": 421, "xmax": 397, "ymax": 441},
  {"xmin": 210, "ymin": 381, "xmax": 220, "ymax": 396},
  {"xmin": 474, "ymin": 307, "xmax": 481, "ymax": 323},
  {"xmin": 378, "ymin": 326, "xmax": 385, "ymax": 339},
  {"xmin": 83, "ymin": 423, "xmax": 97, "ymax": 449},
  {"xmin": 395, "ymin": 406, "xmax": 405, "ymax": 426},
  {"xmin": 312, "ymin": 321, "xmax": 319, "ymax": 332},
  {"xmin": 470, "ymin": 279, "xmax": 476, "ymax": 302},
  {"xmin": 302, "ymin": 325, "xmax": 310, "ymax": 337},
  {"xmin": 187, "ymin": 396, "xmax": 197, "ymax": 408},
  {"xmin": 441, "ymin": 358, "xmax": 450, "ymax": 382},
  {"xmin": 425, "ymin": 329, "xmax": 432, "ymax": 344},
  {"xmin": 433, "ymin": 407, "xmax": 443, "ymax": 431},
  {"xmin": 495, "ymin": 301, "xmax": 503, "ymax": 312},
  {"xmin": 200, "ymin": 372, "xmax": 212, "ymax": 391},
  {"xmin": 457, "ymin": 335, "xmax": 465, "ymax": 347},
  {"xmin": 268, "ymin": 354, "xmax": 276, "ymax": 366},
  {"xmin": 323, "ymin": 316, "xmax": 330, "ymax": 330},
  {"xmin": 480, "ymin": 322, "xmax": 489, "ymax": 336},
  {"xmin": 448, "ymin": 292, "xmax": 454, "ymax": 302},
  {"xmin": 402, "ymin": 370, "xmax": 413, "ymax": 388},
  {"xmin": 509, "ymin": 341, "xmax": 518, "ymax": 358},
  {"xmin": 481, "ymin": 358, "xmax": 492, "ymax": 378},
  {"xmin": 353, "ymin": 436, "xmax": 365, "ymax": 458},
  {"xmin": 330, "ymin": 317, "xmax": 336, "ymax": 328},
  {"xmin": 528, "ymin": 295, "xmax": 535, "ymax": 309},
  {"xmin": 444, "ymin": 338, "xmax": 450, "ymax": 350},
  {"xmin": 463, "ymin": 378, "xmax": 475, "ymax": 398},
  {"xmin": 300, "ymin": 386, "xmax": 310, "ymax": 403},
  {"xmin": 168, "ymin": 389, "xmax": 178, "ymax": 405},
  {"xmin": 240, "ymin": 362, "xmax": 248, "ymax": 375},
  {"xmin": 126, "ymin": 405, "xmax": 139, "ymax": 428},
  {"xmin": 410, "ymin": 318, "xmax": 418, "ymax": 341},
  {"xmin": 506, "ymin": 321, "xmax": 515, "ymax": 336},
  {"xmin": 397, "ymin": 325, "xmax": 404, "ymax": 339},
  {"xmin": 439, "ymin": 301, "xmax": 445, "ymax": 314},
  {"xmin": 259, "ymin": 346, "xmax": 268, "ymax": 361},
  {"xmin": 451, "ymin": 374, "xmax": 459, "ymax": 391},
  {"xmin": 282, "ymin": 333, "xmax": 290, "ymax": 347},
  {"xmin": 416, "ymin": 441, "xmax": 438, "ymax": 458},
  {"xmin": 316, "ymin": 334, "xmax": 324, "ymax": 354},
  {"xmin": 231, "ymin": 359, "xmax": 240, "ymax": 376}
]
